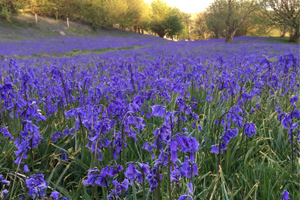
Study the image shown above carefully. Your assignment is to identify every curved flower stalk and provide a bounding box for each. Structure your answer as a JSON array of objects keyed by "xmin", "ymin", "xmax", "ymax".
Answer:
[
  {"xmin": 14, "ymin": 120, "xmax": 43, "ymax": 164},
  {"xmin": 83, "ymin": 165, "xmax": 129, "ymax": 199},
  {"xmin": 210, "ymin": 107, "xmax": 241, "ymax": 155},
  {"xmin": 211, "ymin": 128, "xmax": 238, "ymax": 155},
  {"xmin": 279, "ymin": 96, "xmax": 299, "ymax": 171},
  {"xmin": 125, "ymin": 162, "xmax": 150, "ymax": 199},
  {"xmin": 146, "ymin": 104, "xmax": 200, "ymax": 199}
]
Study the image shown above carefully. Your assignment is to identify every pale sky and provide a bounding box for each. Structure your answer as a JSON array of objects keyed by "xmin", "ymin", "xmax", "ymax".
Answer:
[{"xmin": 144, "ymin": 0, "xmax": 215, "ymax": 13}]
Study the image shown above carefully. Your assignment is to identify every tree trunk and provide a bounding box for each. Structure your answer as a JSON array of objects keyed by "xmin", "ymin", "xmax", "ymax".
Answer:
[
  {"xmin": 280, "ymin": 25, "xmax": 286, "ymax": 37},
  {"xmin": 289, "ymin": 25, "xmax": 299, "ymax": 43},
  {"xmin": 225, "ymin": 0, "xmax": 232, "ymax": 42},
  {"xmin": 225, "ymin": 0, "xmax": 255, "ymax": 42},
  {"xmin": 158, "ymin": 33, "xmax": 165, "ymax": 38},
  {"xmin": 290, "ymin": 31, "xmax": 299, "ymax": 43},
  {"xmin": 157, "ymin": 30, "xmax": 166, "ymax": 38},
  {"xmin": 5, "ymin": 13, "xmax": 11, "ymax": 22},
  {"xmin": 225, "ymin": 30, "xmax": 236, "ymax": 42},
  {"xmin": 188, "ymin": 25, "xmax": 191, "ymax": 41},
  {"xmin": 225, "ymin": 36, "xmax": 233, "ymax": 42}
]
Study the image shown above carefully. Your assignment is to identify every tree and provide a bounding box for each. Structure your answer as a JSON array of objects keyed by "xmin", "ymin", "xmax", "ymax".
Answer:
[
  {"xmin": 179, "ymin": 12, "xmax": 192, "ymax": 40},
  {"xmin": 149, "ymin": 0, "xmax": 169, "ymax": 37},
  {"xmin": 261, "ymin": 0, "xmax": 300, "ymax": 43},
  {"xmin": 165, "ymin": 13, "xmax": 183, "ymax": 39},
  {"xmin": 0, "ymin": 0, "xmax": 27, "ymax": 21},
  {"xmin": 205, "ymin": 0, "xmax": 227, "ymax": 39},
  {"xmin": 193, "ymin": 13, "xmax": 209, "ymax": 40},
  {"xmin": 225, "ymin": 0, "xmax": 259, "ymax": 42},
  {"xmin": 138, "ymin": 1, "xmax": 151, "ymax": 33},
  {"xmin": 120, "ymin": 0, "xmax": 146, "ymax": 32},
  {"xmin": 103, "ymin": 0, "xmax": 128, "ymax": 28},
  {"xmin": 149, "ymin": 0, "xmax": 183, "ymax": 38}
]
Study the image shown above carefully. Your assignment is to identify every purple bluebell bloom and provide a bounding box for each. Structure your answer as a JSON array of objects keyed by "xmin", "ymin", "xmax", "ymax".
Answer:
[
  {"xmin": 25, "ymin": 174, "xmax": 48, "ymax": 199},
  {"xmin": 280, "ymin": 190, "xmax": 290, "ymax": 200}
]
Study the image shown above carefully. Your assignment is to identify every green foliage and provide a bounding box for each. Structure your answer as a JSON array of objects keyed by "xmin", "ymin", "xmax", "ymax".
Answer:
[
  {"xmin": 165, "ymin": 14, "xmax": 183, "ymax": 39},
  {"xmin": 149, "ymin": 0, "xmax": 183, "ymax": 38},
  {"xmin": 192, "ymin": 0, "xmax": 281, "ymax": 40},
  {"xmin": 204, "ymin": 0, "xmax": 227, "ymax": 38},
  {"xmin": 177, "ymin": 12, "xmax": 191, "ymax": 40},
  {"xmin": 192, "ymin": 13, "xmax": 208, "ymax": 40},
  {"xmin": 1, "ymin": 0, "xmax": 150, "ymax": 31},
  {"xmin": 260, "ymin": 0, "xmax": 300, "ymax": 43},
  {"xmin": 0, "ymin": 0, "xmax": 27, "ymax": 21}
]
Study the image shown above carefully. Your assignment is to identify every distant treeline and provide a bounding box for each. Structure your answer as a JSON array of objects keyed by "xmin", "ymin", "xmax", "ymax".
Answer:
[{"xmin": 0, "ymin": 0, "xmax": 299, "ymax": 42}]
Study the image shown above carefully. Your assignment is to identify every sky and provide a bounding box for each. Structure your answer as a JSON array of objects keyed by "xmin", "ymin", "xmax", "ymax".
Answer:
[{"xmin": 144, "ymin": 0, "xmax": 215, "ymax": 13}]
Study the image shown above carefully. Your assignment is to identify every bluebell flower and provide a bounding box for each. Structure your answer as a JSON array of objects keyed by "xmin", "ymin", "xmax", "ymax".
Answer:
[
  {"xmin": 23, "ymin": 165, "xmax": 30, "ymax": 172},
  {"xmin": 25, "ymin": 174, "xmax": 48, "ymax": 199},
  {"xmin": 52, "ymin": 132, "xmax": 63, "ymax": 143},
  {"xmin": 50, "ymin": 190, "xmax": 60, "ymax": 200},
  {"xmin": 125, "ymin": 164, "xmax": 139, "ymax": 181},
  {"xmin": 152, "ymin": 105, "xmax": 167, "ymax": 117},
  {"xmin": 110, "ymin": 179, "xmax": 131, "ymax": 196},
  {"xmin": 61, "ymin": 151, "xmax": 68, "ymax": 161},
  {"xmin": 155, "ymin": 152, "xmax": 169, "ymax": 167},
  {"xmin": 282, "ymin": 115, "xmax": 292, "ymax": 129},
  {"xmin": 178, "ymin": 157, "xmax": 197, "ymax": 178},
  {"xmin": 280, "ymin": 190, "xmax": 290, "ymax": 200},
  {"xmin": 222, "ymin": 128, "xmax": 238, "ymax": 144},
  {"xmin": 188, "ymin": 182, "xmax": 193, "ymax": 195},
  {"xmin": 292, "ymin": 109, "xmax": 300, "ymax": 119},
  {"xmin": 1, "ymin": 189, "xmax": 8, "ymax": 200},
  {"xmin": 142, "ymin": 141, "xmax": 153, "ymax": 152},
  {"xmin": 83, "ymin": 168, "xmax": 102, "ymax": 187},
  {"xmin": 211, "ymin": 145, "xmax": 220, "ymax": 154},
  {"xmin": 170, "ymin": 140, "xmax": 178, "ymax": 163},
  {"xmin": 290, "ymin": 96, "xmax": 299, "ymax": 104},
  {"xmin": 244, "ymin": 122, "xmax": 256, "ymax": 138},
  {"xmin": 134, "ymin": 163, "xmax": 150, "ymax": 184},
  {"xmin": 177, "ymin": 194, "xmax": 193, "ymax": 200},
  {"xmin": 206, "ymin": 95, "xmax": 212, "ymax": 102},
  {"xmin": 0, "ymin": 179, "xmax": 10, "ymax": 186},
  {"xmin": 146, "ymin": 167, "xmax": 160, "ymax": 192},
  {"xmin": 1, "ymin": 127, "xmax": 14, "ymax": 140}
]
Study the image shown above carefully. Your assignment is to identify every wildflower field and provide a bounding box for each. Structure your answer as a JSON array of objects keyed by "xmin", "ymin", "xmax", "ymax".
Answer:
[{"xmin": 0, "ymin": 35, "xmax": 299, "ymax": 200}]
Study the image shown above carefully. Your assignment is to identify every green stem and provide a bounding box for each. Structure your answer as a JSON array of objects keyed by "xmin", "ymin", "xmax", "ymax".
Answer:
[
  {"xmin": 121, "ymin": 124, "xmax": 125, "ymax": 199},
  {"xmin": 168, "ymin": 116, "xmax": 173, "ymax": 200},
  {"xmin": 156, "ymin": 133, "xmax": 161, "ymax": 200},
  {"xmin": 9, "ymin": 156, "xmax": 22, "ymax": 200},
  {"xmin": 291, "ymin": 105, "xmax": 295, "ymax": 172},
  {"xmin": 59, "ymin": 71, "xmax": 69, "ymax": 108},
  {"xmin": 31, "ymin": 139, "xmax": 35, "ymax": 172}
]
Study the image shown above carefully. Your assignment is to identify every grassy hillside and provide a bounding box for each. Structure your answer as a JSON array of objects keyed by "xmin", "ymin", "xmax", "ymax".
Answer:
[{"xmin": 0, "ymin": 14, "xmax": 157, "ymax": 42}]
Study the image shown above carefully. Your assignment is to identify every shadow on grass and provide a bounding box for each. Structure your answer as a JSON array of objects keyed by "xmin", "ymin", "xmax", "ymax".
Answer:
[{"xmin": 266, "ymin": 36, "xmax": 300, "ymax": 45}]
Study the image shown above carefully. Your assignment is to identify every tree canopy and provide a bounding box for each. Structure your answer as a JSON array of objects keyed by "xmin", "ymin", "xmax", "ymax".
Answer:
[
  {"xmin": 149, "ymin": 0, "xmax": 183, "ymax": 38},
  {"xmin": 0, "ymin": 0, "xmax": 298, "ymax": 43},
  {"xmin": 261, "ymin": 0, "xmax": 300, "ymax": 43}
]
